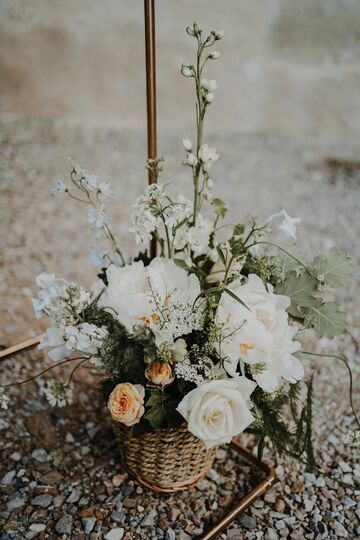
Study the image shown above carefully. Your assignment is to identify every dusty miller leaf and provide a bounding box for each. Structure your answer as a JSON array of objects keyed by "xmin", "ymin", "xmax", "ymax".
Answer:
[
  {"xmin": 275, "ymin": 271, "xmax": 319, "ymax": 317},
  {"xmin": 304, "ymin": 301, "xmax": 346, "ymax": 338},
  {"xmin": 310, "ymin": 248, "xmax": 353, "ymax": 289}
]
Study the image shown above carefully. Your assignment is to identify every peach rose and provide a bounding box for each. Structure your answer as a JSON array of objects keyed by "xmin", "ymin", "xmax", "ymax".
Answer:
[
  {"xmin": 108, "ymin": 383, "xmax": 145, "ymax": 426},
  {"xmin": 145, "ymin": 361, "xmax": 175, "ymax": 387}
]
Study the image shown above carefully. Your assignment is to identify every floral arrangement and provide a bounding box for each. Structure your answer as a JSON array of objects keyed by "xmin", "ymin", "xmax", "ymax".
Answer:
[{"xmin": 2, "ymin": 22, "xmax": 359, "ymax": 465}]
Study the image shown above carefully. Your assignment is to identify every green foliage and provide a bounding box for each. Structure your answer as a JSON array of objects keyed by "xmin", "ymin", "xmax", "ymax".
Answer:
[
  {"xmin": 143, "ymin": 389, "xmax": 184, "ymax": 430},
  {"xmin": 310, "ymin": 248, "xmax": 353, "ymax": 289},
  {"xmin": 276, "ymin": 271, "xmax": 319, "ymax": 317},
  {"xmin": 84, "ymin": 305, "xmax": 151, "ymax": 385},
  {"xmin": 211, "ymin": 197, "xmax": 228, "ymax": 219},
  {"xmin": 250, "ymin": 380, "xmax": 316, "ymax": 471},
  {"xmin": 275, "ymin": 251, "xmax": 350, "ymax": 338},
  {"xmin": 305, "ymin": 302, "xmax": 346, "ymax": 339}
]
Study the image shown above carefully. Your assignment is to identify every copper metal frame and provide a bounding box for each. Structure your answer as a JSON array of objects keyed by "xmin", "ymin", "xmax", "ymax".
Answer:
[{"xmin": 1, "ymin": 337, "xmax": 275, "ymax": 539}]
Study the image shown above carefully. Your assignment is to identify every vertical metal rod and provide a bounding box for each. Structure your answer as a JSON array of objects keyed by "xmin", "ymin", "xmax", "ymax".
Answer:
[{"xmin": 144, "ymin": 0, "xmax": 157, "ymax": 259}]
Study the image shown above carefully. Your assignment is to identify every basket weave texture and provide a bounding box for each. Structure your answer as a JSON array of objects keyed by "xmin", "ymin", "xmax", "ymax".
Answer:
[{"xmin": 114, "ymin": 422, "xmax": 217, "ymax": 492}]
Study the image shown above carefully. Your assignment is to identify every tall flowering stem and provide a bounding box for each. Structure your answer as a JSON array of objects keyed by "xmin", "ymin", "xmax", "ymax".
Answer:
[{"xmin": 182, "ymin": 23, "xmax": 223, "ymax": 225}]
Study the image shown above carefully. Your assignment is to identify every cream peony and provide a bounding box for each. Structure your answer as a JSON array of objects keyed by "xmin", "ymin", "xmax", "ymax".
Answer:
[
  {"xmin": 177, "ymin": 377, "xmax": 256, "ymax": 448},
  {"xmin": 216, "ymin": 274, "xmax": 303, "ymax": 392},
  {"xmin": 108, "ymin": 383, "xmax": 145, "ymax": 426},
  {"xmin": 100, "ymin": 258, "xmax": 203, "ymax": 345}
]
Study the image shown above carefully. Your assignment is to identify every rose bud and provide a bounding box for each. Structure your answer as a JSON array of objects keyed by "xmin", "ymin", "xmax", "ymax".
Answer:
[
  {"xmin": 108, "ymin": 382, "xmax": 145, "ymax": 426},
  {"xmin": 145, "ymin": 361, "xmax": 175, "ymax": 387}
]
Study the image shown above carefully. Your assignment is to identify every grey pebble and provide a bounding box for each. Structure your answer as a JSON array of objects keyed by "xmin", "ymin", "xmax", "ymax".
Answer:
[
  {"xmin": 1, "ymin": 470, "xmax": 16, "ymax": 485},
  {"xmin": 104, "ymin": 529, "xmax": 125, "ymax": 540},
  {"xmin": 55, "ymin": 514, "xmax": 73, "ymax": 535},
  {"xmin": 141, "ymin": 509, "xmax": 157, "ymax": 527},
  {"xmin": 6, "ymin": 497, "xmax": 26, "ymax": 511},
  {"xmin": 66, "ymin": 489, "xmax": 81, "ymax": 503},
  {"xmin": 111, "ymin": 511, "xmax": 126, "ymax": 524},
  {"xmin": 82, "ymin": 517, "xmax": 96, "ymax": 534},
  {"xmin": 31, "ymin": 494, "xmax": 53, "ymax": 508},
  {"xmin": 165, "ymin": 529, "xmax": 176, "ymax": 540},
  {"xmin": 31, "ymin": 448, "xmax": 48, "ymax": 463},
  {"xmin": 240, "ymin": 515, "xmax": 256, "ymax": 529},
  {"xmin": 265, "ymin": 529, "xmax": 279, "ymax": 540}
]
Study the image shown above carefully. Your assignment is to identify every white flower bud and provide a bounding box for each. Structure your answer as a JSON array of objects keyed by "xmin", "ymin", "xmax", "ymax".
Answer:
[
  {"xmin": 186, "ymin": 153, "xmax": 198, "ymax": 166},
  {"xmin": 205, "ymin": 92, "xmax": 214, "ymax": 103},
  {"xmin": 186, "ymin": 26, "xmax": 195, "ymax": 36},
  {"xmin": 209, "ymin": 51, "xmax": 221, "ymax": 59},
  {"xmin": 193, "ymin": 22, "xmax": 202, "ymax": 36},
  {"xmin": 181, "ymin": 64, "xmax": 193, "ymax": 78},
  {"xmin": 214, "ymin": 29, "xmax": 225, "ymax": 40},
  {"xmin": 182, "ymin": 138, "xmax": 193, "ymax": 152},
  {"xmin": 207, "ymin": 178, "xmax": 214, "ymax": 189}
]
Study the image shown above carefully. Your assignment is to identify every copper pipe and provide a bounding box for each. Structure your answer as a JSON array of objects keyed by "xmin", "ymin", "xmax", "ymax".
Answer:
[
  {"xmin": 144, "ymin": 0, "xmax": 157, "ymax": 259},
  {"xmin": 0, "ymin": 335, "xmax": 41, "ymax": 359}
]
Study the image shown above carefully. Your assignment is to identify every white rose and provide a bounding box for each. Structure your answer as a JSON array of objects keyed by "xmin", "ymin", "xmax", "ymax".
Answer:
[
  {"xmin": 216, "ymin": 274, "xmax": 303, "ymax": 392},
  {"xmin": 177, "ymin": 377, "xmax": 256, "ymax": 448},
  {"xmin": 187, "ymin": 215, "xmax": 213, "ymax": 256}
]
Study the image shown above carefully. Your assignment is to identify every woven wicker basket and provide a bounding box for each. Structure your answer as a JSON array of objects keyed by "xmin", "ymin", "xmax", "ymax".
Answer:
[{"xmin": 114, "ymin": 423, "xmax": 217, "ymax": 492}]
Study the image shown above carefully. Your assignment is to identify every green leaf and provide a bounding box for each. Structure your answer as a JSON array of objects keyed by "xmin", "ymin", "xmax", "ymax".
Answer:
[
  {"xmin": 310, "ymin": 248, "xmax": 353, "ymax": 289},
  {"xmin": 145, "ymin": 390, "xmax": 163, "ymax": 408},
  {"xmin": 216, "ymin": 245, "xmax": 226, "ymax": 265},
  {"xmin": 211, "ymin": 198, "xmax": 228, "ymax": 218},
  {"xmin": 305, "ymin": 301, "xmax": 346, "ymax": 338},
  {"xmin": 223, "ymin": 287, "xmax": 251, "ymax": 311},
  {"xmin": 233, "ymin": 223, "xmax": 245, "ymax": 237},
  {"xmin": 173, "ymin": 258, "xmax": 188, "ymax": 269},
  {"xmin": 275, "ymin": 271, "xmax": 319, "ymax": 317},
  {"xmin": 144, "ymin": 405, "xmax": 167, "ymax": 429},
  {"xmin": 277, "ymin": 246, "xmax": 306, "ymax": 277}
]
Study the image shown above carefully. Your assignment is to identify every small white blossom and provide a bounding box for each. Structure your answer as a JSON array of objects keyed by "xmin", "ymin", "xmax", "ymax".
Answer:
[
  {"xmin": 213, "ymin": 29, "xmax": 225, "ymax": 40},
  {"xmin": 52, "ymin": 180, "xmax": 67, "ymax": 193},
  {"xmin": 201, "ymin": 79, "xmax": 218, "ymax": 92},
  {"xmin": 174, "ymin": 362, "xmax": 204, "ymax": 386},
  {"xmin": 205, "ymin": 93, "xmax": 214, "ymax": 103},
  {"xmin": 43, "ymin": 380, "xmax": 73, "ymax": 408},
  {"xmin": 182, "ymin": 139, "xmax": 193, "ymax": 152},
  {"xmin": 186, "ymin": 153, "xmax": 198, "ymax": 166},
  {"xmin": 209, "ymin": 51, "xmax": 221, "ymax": 59},
  {"xmin": 87, "ymin": 208, "xmax": 109, "ymax": 229},
  {"xmin": 187, "ymin": 215, "xmax": 213, "ymax": 256},
  {"xmin": 207, "ymin": 178, "xmax": 214, "ymax": 189},
  {"xmin": 90, "ymin": 245, "xmax": 107, "ymax": 268},
  {"xmin": 267, "ymin": 209, "xmax": 301, "ymax": 241},
  {"xmin": 198, "ymin": 144, "xmax": 219, "ymax": 171},
  {"xmin": 0, "ymin": 387, "xmax": 9, "ymax": 410},
  {"xmin": 163, "ymin": 194, "xmax": 192, "ymax": 228},
  {"xmin": 64, "ymin": 323, "xmax": 108, "ymax": 356}
]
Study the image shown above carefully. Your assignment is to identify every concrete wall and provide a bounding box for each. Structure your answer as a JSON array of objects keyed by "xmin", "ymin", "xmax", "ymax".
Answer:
[{"xmin": 1, "ymin": 0, "xmax": 360, "ymax": 138}]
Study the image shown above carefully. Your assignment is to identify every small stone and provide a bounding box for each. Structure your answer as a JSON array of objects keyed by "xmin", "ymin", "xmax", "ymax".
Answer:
[
  {"xmin": 65, "ymin": 432, "xmax": 75, "ymax": 443},
  {"xmin": 275, "ymin": 520, "xmax": 286, "ymax": 531},
  {"xmin": 123, "ymin": 498, "xmax": 136, "ymax": 509},
  {"xmin": 141, "ymin": 510, "xmax": 157, "ymax": 527},
  {"xmin": 6, "ymin": 497, "xmax": 26, "ymax": 511},
  {"xmin": 55, "ymin": 514, "xmax": 73, "ymax": 535},
  {"xmin": 305, "ymin": 499, "xmax": 314, "ymax": 512},
  {"xmin": 178, "ymin": 533, "xmax": 192, "ymax": 540},
  {"xmin": 240, "ymin": 515, "xmax": 256, "ymax": 529},
  {"xmin": 31, "ymin": 494, "xmax": 53, "ymax": 508},
  {"xmin": 333, "ymin": 521, "xmax": 348, "ymax": 537},
  {"xmin": 111, "ymin": 511, "xmax": 126, "ymax": 525},
  {"xmin": 82, "ymin": 517, "xmax": 96, "ymax": 534},
  {"xmin": 1, "ymin": 471, "xmax": 16, "ymax": 485},
  {"xmin": 275, "ymin": 499, "xmax": 285, "ymax": 513},
  {"xmin": 165, "ymin": 529, "xmax": 176, "ymax": 540},
  {"xmin": 39, "ymin": 471, "xmax": 63, "ymax": 484},
  {"xmin": 10, "ymin": 452, "xmax": 22, "ymax": 461},
  {"xmin": 265, "ymin": 529, "xmax": 279, "ymax": 540},
  {"xmin": 112, "ymin": 474, "xmax": 126, "ymax": 487},
  {"xmin": 66, "ymin": 489, "xmax": 81, "ymax": 503},
  {"xmin": 31, "ymin": 448, "xmax": 48, "ymax": 463},
  {"xmin": 29, "ymin": 524, "xmax": 46, "ymax": 533},
  {"xmin": 279, "ymin": 528, "xmax": 289, "ymax": 538},
  {"xmin": 104, "ymin": 528, "xmax": 125, "ymax": 540},
  {"xmin": 339, "ymin": 461, "xmax": 352, "ymax": 473}
]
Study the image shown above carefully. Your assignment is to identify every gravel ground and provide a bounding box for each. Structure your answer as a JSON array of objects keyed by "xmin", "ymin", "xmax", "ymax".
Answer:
[{"xmin": 1, "ymin": 116, "xmax": 360, "ymax": 539}]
